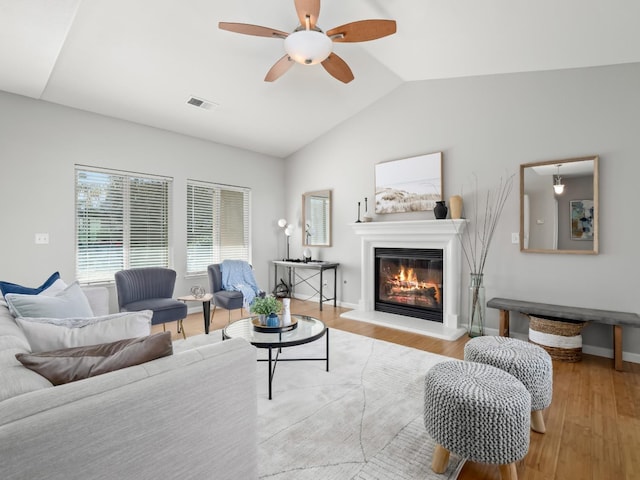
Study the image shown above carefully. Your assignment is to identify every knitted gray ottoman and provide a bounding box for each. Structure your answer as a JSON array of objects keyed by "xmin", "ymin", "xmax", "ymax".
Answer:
[
  {"xmin": 424, "ymin": 361, "xmax": 530, "ymax": 480},
  {"xmin": 464, "ymin": 336, "xmax": 553, "ymax": 433}
]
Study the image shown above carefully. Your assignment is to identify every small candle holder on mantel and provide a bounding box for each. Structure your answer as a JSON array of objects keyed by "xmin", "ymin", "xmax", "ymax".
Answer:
[{"xmin": 363, "ymin": 197, "xmax": 372, "ymax": 222}]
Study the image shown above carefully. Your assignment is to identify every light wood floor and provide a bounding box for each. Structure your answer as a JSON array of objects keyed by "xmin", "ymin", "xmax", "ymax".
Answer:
[{"xmin": 155, "ymin": 299, "xmax": 640, "ymax": 480}]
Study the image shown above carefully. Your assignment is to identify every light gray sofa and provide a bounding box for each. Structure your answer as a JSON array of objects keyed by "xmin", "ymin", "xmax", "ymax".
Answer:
[{"xmin": 0, "ymin": 287, "xmax": 258, "ymax": 480}]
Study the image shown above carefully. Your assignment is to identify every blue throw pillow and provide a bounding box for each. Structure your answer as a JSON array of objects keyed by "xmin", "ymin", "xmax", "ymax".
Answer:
[{"xmin": 0, "ymin": 272, "xmax": 60, "ymax": 297}]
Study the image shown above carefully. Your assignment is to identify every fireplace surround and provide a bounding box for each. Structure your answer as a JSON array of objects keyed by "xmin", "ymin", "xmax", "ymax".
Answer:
[{"xmin": 341, "ymin": 220, "xmax": 467, "ymax": 340}]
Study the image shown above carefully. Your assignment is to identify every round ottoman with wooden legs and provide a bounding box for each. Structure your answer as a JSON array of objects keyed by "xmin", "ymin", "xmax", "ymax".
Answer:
[
  {"xmin": 424, "ymin": 361, "xmax": 531, "ymax": 480},
  {"xmin": 464, "ymin": 336, "xmax": 553, "ymax": 434}
]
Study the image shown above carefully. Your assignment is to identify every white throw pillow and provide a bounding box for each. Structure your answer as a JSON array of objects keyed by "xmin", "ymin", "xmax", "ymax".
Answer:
[
  {"xmin": 39, "ymin": 278, "xmax": 69, "ymax": 297},
  {"xmin": 16, "ymin": 310, "xmax": 153, "ymax": 353},
  {"xmin": 5, "ymin": 282, "xmax": 93, "ymax": 318}
]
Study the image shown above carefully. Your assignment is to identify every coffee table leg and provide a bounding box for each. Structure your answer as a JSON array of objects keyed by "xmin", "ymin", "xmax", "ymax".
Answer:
[
  {"xmin": 203, "ymin": 300, "xmax": 211, "ymax": 334},
  {"xmin": 268, "ymin": 347, "xmax": 273, "ymax": 400}
]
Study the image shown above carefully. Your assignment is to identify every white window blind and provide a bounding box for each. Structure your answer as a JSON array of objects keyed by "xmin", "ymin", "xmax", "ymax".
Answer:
[
  {"xmin": 187, "ymin": 180, "xmax": 250, "ymax": 275},
  {"xmin": 76, "ymin": 167, "xmax": 171, "ymax": 283}
]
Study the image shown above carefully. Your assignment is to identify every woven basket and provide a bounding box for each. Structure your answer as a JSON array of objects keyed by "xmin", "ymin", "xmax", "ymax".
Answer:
[{"xmin": 528, "ymin": 315, "xmax": 586, "ymax": 362}]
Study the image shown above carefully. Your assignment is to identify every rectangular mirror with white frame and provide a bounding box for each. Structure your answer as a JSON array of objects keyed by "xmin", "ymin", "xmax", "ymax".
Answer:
[
  {"xmin": 520, "ymin": 155, "xmax": 599, "ymax": 254},
  {"xmin": 302, "ymin": 189, "xmax": 332, "ymax": 247}
]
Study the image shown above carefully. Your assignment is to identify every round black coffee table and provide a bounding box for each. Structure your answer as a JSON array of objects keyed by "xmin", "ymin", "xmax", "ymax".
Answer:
[{"xmin": 222, "ymin": 315, "xmax": 329, "ymax": 399}]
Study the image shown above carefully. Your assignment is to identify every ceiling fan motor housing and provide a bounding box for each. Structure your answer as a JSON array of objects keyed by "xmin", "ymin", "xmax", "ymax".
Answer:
[{"xmin": 284, "ymin": 30, "xmax": 332, "ymax": 65}]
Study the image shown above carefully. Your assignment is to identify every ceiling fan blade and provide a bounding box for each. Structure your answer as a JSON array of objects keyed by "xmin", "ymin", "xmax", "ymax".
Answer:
[
  {"xmin": 321, "ymin": 53, "xmax": 354, "ymax": 84},
  {"xmin": 264, "ymin": 55, "xmax": 294, "ymax": 82},
  {"xmin": 294, "ymin": 0, "xmax": 320, "ymax": 29},
  {"xmin": 218, "ymin": 22, "xmax": 288, "ymax": 39},
  {"xmin": 326, "ymin": 19, "xmax": 397, "ymax": 43}
]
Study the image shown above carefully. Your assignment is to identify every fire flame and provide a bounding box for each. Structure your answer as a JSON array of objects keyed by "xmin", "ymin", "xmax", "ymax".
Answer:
[{"xmin": 390, "ymin": 267, "xmax": 441, "ymax": 305}]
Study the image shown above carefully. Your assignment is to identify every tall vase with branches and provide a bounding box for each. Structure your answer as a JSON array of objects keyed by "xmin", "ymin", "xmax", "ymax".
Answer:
[{"xmin": 454, "ymin": 173, "xmax": 514, "ymax": 337}]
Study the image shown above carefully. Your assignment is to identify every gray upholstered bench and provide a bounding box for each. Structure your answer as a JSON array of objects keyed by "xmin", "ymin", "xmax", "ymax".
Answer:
[{"xmin": 487, "ymin": 297, "xmax": 640, "ymax": 371}]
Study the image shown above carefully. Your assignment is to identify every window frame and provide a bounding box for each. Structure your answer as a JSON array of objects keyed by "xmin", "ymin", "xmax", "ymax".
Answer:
[
  {"xmin": 186, "ymin": 179, "xmax": 251, "ymax": 277},
  {"xmin": 75, "ymin": 165, "xmax": 173, "ymax": 284}
]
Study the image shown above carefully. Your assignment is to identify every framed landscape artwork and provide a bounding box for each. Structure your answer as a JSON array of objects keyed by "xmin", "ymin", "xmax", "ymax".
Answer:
[
  {"xmin": 375, "ymin": 152, "xmax": 442, "ymax": 214},
  {"xmin": 570, "ymin": 199, "xmax": 594, "ymax": 240}
]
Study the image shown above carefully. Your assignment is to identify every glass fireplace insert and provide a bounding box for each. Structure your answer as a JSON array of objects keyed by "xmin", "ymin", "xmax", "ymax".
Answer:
[{"xmin": 374, "ymin": 247, "xmax": 444, "ymax": 322}]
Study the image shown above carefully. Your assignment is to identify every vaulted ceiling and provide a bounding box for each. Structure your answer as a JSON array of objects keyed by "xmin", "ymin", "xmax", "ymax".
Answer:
[{"xmin": 2, "ymin": 1, "xmax": 639, "ymax": 158}]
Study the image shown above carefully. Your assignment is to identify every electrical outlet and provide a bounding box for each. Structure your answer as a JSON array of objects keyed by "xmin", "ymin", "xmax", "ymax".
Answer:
[
  {"xmin": 511, "ymin": 232, "xmax": 519, "ymax": 244},
  {"xmin": 35, "ymin": 233, "xmax": 49, "ymax": 244}
]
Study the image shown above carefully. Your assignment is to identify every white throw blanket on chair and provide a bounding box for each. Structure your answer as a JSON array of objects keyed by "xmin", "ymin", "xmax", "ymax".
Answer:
[{"xmin": 220, "ymin": 260, "xmax": 261, "ymax": 308}]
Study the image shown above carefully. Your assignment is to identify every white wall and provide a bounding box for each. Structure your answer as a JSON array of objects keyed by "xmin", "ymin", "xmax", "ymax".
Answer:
[
  {"xmin": 0, "ymin": 91, "xmax": 285, "ymax": 312},
  {"xmin": 285, "ymin": 63, "xmax": 640, "ymax": 358}
]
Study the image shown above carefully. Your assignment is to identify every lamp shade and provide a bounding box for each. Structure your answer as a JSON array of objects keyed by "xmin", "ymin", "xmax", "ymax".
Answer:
[
  {"xmin": 552, "ymin": 164, "xmax": 565, "ymax": 194},
  {"xmin": 553, "ymin": 182, "xmax": 565, "ymax": 194},
  {"xmin": 284, "ymin": 30, "xmax": 332, "ymax": 65},
  {"xmin": 278, "ymin": 218, "xmax": 287, "ymax": 228}
]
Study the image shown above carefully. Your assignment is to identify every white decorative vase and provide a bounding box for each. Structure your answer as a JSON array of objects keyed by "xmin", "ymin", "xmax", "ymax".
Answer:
[{"xmin": 282, "ymin": 298, "xmax": 291, "ymax": 326}]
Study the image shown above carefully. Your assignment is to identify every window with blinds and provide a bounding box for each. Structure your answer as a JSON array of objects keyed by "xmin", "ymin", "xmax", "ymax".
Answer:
[
  {"xmin": 186, "ymin": 180, "xmax": 251, "ymax": 275},
  {"xmin": 75, "ymin": 167, "xmax": 171, "ymax": 284}
]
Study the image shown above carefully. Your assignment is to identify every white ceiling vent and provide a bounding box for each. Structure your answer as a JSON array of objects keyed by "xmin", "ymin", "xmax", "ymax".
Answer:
[{"xmin": 186, "ymin": 96, "xmax": 218, "ymax": 110}]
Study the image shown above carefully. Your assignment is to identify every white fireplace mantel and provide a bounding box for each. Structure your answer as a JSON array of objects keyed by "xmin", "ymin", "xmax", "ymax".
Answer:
[{"xmin": 340, "ymin": 219, "xmax": 467, "ymax": 341}]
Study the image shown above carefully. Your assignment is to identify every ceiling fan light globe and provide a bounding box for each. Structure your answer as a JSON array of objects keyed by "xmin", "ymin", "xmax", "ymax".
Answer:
[{"xmin": 284, "ymin": 30, "xmax": 332, "ymax": 65}]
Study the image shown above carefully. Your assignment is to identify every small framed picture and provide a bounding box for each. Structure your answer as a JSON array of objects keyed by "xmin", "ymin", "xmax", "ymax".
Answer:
[{"xmin": 570, "ymin": 200, "xmax": 594, "ymax": 240}]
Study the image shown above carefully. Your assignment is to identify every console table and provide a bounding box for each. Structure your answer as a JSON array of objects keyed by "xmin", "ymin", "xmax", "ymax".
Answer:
[{"xmin": 272, "ymin": 260, "xmax": 339, "ymax": 311}]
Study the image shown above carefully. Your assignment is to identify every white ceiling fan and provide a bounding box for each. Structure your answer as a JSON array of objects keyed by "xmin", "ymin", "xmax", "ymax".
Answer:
[{"xmin": 219, "ymin": 0, "xmax": 397, "ymax": 83}]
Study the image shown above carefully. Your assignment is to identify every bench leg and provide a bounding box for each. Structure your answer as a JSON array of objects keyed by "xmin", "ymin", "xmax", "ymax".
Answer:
[
  {"xmin": 614, "ymin": 325, "xmax": 623, "ymax": 371},
  {"xmin": 431, "ymin": 444, "xmax": 450, "ymax": 473},
  {"xmin": 498, "ymin": 463, "xmax": 518, "ymax": 480},
  {"xmin": 499, "ymin": 309, "xmax": 510, "ymax": 337}
]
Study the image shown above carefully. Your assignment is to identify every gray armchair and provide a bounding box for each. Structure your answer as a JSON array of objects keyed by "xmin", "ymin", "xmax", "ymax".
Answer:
[
  {"xmin": 115, "ymin": 267, "xmax": 188, "ymax": 338},
  {"xmin": 209, "ymin": 262, "xmax": 271, "ymax": 323},
  {"xmin": 207, "ymin": 264, "xmax": 244, "ymax": 323}
]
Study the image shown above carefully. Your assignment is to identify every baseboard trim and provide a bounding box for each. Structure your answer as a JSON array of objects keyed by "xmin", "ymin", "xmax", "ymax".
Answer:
[
  {"xmin": 186, "ymin": 306, "xmax": 203, "ymax": 315},
  {"xmin": 483, "ymin": 327, "xmax": 640, "ymax": 365}
]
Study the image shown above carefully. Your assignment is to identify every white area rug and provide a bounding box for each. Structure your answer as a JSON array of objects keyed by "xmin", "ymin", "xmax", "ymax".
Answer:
[{"xmin": 254, "ymin": 328, "xmax": 464, "ymax": 479}]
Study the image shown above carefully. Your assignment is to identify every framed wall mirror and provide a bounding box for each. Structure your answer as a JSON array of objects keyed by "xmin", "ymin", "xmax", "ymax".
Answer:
[
  {"xmin": 302, "ymin": 190, "xmax": 332, "ymax": 247},
  {"xmin": 520, "ymin": 155, "xmax": 599, "ymax": 254}
]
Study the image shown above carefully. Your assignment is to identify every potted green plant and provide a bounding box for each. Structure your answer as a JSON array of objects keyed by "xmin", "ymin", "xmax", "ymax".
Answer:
[{"xmin": 250, "ymin": 295, "xmax": 282, "ymax": 326}]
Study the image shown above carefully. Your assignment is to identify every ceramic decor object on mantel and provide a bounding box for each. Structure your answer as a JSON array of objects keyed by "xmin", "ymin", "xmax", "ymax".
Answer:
[
  {"xmin": 434, "ymin": 201, "xmax": 448, "ymax": 219},
  {"xmin": 449, "ymin": 195, "xmax": 463, "ymax": 219}
]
